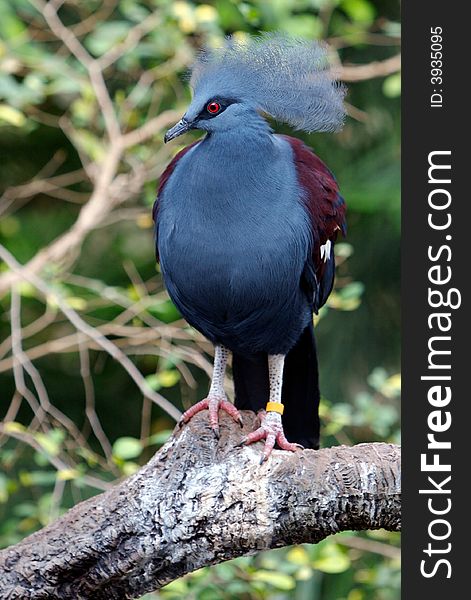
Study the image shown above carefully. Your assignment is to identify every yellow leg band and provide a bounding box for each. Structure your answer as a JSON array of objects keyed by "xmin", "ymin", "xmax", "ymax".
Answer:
[{"xmin": 266, "ymin": 402, "xmax": 284, "ymax": 415}]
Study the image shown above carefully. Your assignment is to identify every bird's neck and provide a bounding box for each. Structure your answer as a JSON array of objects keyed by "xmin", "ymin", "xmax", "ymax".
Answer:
[{"xmin": 202, "ymin": 117, "xmax": 275, "ymax": 159}]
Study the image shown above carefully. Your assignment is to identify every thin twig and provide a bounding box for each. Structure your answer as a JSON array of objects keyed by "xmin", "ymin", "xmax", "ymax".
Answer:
[
  {"xmin": 338, "ymin": 53, "xmax": 401, "ymax": 82},
  {"xmin": 78, "ymin": 340, "xmax": 115, "ymax": 465},
  {"xmin": 0, "ymin": 425, "xmax": 111, "ymax": 491},
  {"xmin": 335, "ymin": 534, "xmax": 401, "ymax": 560},
  {"xmin": 97, "ymin": 11, "xmax": 162, "ymax": 70},
  {"xmin": 35, "ymin": 0, "xmax": 121, "ymax": 141},
  {"xmin": 0, "ymin": 246, "xmax": 182, "ymax": 421}
]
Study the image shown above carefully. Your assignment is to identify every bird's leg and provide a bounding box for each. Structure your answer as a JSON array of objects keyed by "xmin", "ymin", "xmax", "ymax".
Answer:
[
  {"xmin": 239, "ymin": 354, "xmax": 303, "ymax": 463},
  {"xmin": 179, "ymin": 345, "xmax": 242, "ymax": 438}
]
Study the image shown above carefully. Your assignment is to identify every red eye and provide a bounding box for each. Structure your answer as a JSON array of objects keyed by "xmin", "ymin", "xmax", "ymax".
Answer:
[{"xmin": 207, "ymin": 101, "xmax": 221, "ymax": 114}]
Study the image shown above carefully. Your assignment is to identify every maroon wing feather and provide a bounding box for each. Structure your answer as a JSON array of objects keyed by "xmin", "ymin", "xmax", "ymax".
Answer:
[
  {"xmin": 153, "ymin": 141, "xmax": 200, "ymax": 262},
  {"xmin": 284, "ymin": 133, "xmax": 346, "ymax": 266}
]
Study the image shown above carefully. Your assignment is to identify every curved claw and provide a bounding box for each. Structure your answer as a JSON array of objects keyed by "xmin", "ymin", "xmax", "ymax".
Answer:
[
  {"xmin": 260, "ymin": 432, "xmax": 276, "ymax": 464},
  {"xmin": 276, "ymin": 431, "xmax": 304, "ymax": 452}
]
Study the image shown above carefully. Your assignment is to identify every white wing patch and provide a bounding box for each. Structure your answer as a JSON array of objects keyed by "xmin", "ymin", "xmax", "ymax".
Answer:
[{"xmin": 320, "ymin": 239, "xmax": 332, "ymax": 263}]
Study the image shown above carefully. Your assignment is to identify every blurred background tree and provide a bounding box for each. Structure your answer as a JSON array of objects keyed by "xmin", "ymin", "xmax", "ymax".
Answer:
[{"xmin": 0, "ymin": 0, "xmax": 400, "ymax": 598}]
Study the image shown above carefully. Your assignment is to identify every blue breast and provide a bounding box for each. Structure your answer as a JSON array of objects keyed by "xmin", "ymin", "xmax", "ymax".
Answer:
[{"xmin": 157, "ymin": 133, "xmax": 313, "ymax": 354}]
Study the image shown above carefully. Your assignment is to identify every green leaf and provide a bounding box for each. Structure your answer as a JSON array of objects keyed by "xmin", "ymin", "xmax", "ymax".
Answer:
[
  {"xmin": 251, "ymin": 570, "xmax": 296, "ymax": 590},
  {"xmin": 145, "ymin": 374, "xmax": 160, "ymax": 391},
  {"xmin": 367, "ymin": 367, "xmax": 388, "ymax": 391},
  {"xmin": 195, "ymin": 5, "xmax": 219, "ymax": 25},
  {"xmin": 85, "ymin": 22, "xmax": 132, "ymax": 56},
  {"xmin": 47, "ymin": 77, "xmax": 83, "ymax": 96},
  {"xmin": 335, "ymin": 242, "xmax": 354, "ymax": 258},
  {"xmin": 34, "ymin": 430, "xmax": 64, "ymax": 457},
  {"xmin": 383, "ymin": 72, "xmax": 401, "ymax": 98},
  {"xmin": 214, "ymin": 0, "xmax": 247, "ymax": 30},
  {"xmin": 281, "ymin": 15, "xmax": 322, "ymax": 38},
  {"xmin": 145, "ymin": 369, "xmax": 180, "ymax": 391},
  {"xmin": 328, "ymin": 280, "xmax": 365, "ymax": 311},
  {"xmin": 286, "ymin": 546, "xmax": 310, "ymax": 566},
  {"xmin": 339, "ymin": 282, "xmax": 365, "ymax": 300},
  {"xmin": 13, "ymin": 502, "xmax": 37, "ymax": 518},
  {"xmin": 147, "ymin": 430, "xmax": 172, "ymax": 446},
  {"xmin": 157, "ymin": 369, "xmax": 180, "ymax": 388},
  {"xmin": 341, "ymin": 0, "xmax": 376, "ymax": 23},
  {"xmin": 57, "ymin": 469, "xmax": 80, "ymax": 481},
  {"xmin": 19, "ymin": 471, "xmax": 57, "ymax": 487},
  {"xmin": 0, "ymin": 3, "xmax": 27, "ymax": 40},
  {"xmin": 72, "ymin": 130, "xmax": 106, "ymax": 161},
  {"xmin": 0, "ymin": 104, "xmax": 26, "ymax": 127},
  {"xmin": 2, "ymin": 421, "xmax": 26, "ymax": 434},
  {"xmin": 121, "ymin": 0, "xmax": 151, "ymax": 22},
  {"xmin": 122, "ymin": 461, "xmax": 140, "ymax": 476},
  {"xmin": 112, "ymin": 437, "xmax": 143, "ymax": 460},
  {"xmin": 156, "ymin": 578, "xmax": 188, "ymax": 597},
  {"xmin": 312, "ymin": 543, "xmax": 351, "ymax": 573},
  {"xmin": 147, "ymin": 299, "xmax": 181, "ymax": 323}
]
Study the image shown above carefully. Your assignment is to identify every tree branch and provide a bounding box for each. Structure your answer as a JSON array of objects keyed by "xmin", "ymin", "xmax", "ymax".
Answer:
[
  {"xmin": 0, "ymin": 109, "xmax": 179, "ymax": 296},
  {"xmin": 338, "ymin": 53, "xmax": 401, "ymax": 82},
  {"xmin": 0, "ymin": 412, "xmax": 401, "ymax": 600},
  {"xmin": 0, "ymin": 246, "xmax": 182, "ymax": 421}
]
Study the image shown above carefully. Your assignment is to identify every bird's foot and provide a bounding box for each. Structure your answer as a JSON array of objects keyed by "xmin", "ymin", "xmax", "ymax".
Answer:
[
  {"xmin": 238, "ymin": 410, "xmax": 303, "ymax": 464},
  {"xmin": 179, "ymin": 396, "xmax": 243, "ymax": 439}
]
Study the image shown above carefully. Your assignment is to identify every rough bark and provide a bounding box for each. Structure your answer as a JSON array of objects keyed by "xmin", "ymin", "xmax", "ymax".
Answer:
[{"xmin": 0, "ymin": 411, "xmax": 401, "ymax": 600}]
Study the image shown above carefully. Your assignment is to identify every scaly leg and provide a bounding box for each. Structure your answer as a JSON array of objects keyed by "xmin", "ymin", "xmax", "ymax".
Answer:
[
  {"xmin": 179, "ymin": 345, "xmax": 243, "ymax": 438},
  {"xmin": 239, "ymin": 354, "xmax": 303, "ymax": 463}
]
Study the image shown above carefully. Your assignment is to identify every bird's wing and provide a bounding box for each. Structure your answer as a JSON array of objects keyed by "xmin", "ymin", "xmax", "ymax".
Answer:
[
  {"xmin": 153, "ymin": 141, "xmax": 201, "ymax": 262},
  {"xmin": 283, "ymin": 135, "xmax": 347, "ymax": 313}
]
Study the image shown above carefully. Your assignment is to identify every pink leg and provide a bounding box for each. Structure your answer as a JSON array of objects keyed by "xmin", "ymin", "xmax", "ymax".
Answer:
[
  {"xmin": 179, "ymin": 345, "xmax": 242, "ymax": 438},
  {"xmin": 238, "ymin": 355, "xmax": 303, "ymax": 463}
]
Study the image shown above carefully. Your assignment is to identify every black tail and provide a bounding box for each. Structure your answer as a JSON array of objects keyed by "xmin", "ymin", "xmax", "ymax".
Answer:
[{"xmin": 232, "ymin": 322, "xmax": 320, "ymax": 449}]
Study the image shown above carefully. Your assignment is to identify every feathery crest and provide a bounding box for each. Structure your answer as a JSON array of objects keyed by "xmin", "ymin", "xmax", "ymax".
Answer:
[{"xmin": 190, "ymin": 33, "xmax": 346, "ymax": 133}]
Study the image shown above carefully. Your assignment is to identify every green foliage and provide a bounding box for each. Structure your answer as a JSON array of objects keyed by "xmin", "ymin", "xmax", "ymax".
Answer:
[
  {"xmin": 0, "ymin": 0, "xmax": 400, "ymax": 598},
  {"xmin": 139, "ymin": 534, "xmax": 400, "ymax": 599}
]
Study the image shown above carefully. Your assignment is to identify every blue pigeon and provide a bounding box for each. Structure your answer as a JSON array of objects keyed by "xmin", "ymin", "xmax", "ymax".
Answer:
[{"xmin": 153, "ymin": 33, "xmax": 347, "ymax": 462}]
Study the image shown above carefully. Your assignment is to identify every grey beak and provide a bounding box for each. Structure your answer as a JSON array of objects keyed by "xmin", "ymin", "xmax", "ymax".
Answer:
[{"xmin": 164, "ymin": 118, "xmax": 190, "ymax": 143}]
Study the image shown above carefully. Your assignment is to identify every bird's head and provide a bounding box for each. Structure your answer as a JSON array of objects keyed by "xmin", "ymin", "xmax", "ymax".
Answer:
[
  {"xmin": 164, "ymin": 96, "xmax": 257, "ymax": 142},
  {"xmin": 164, "ymin": 33, "xmax": 346, "ymax": 144}
]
